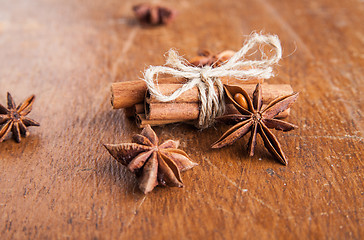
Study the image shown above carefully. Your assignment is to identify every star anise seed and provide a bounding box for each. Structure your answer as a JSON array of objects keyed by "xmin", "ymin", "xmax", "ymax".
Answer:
[
  {"xmin": 104, "ymin": 125, "xmax": 198, "ymax": 194},
  {"xmin": 0, "ymin": 92, "xmax": 40, "ymax": 143},
  {"xmin": 211, "ymin": 84, "xmax": 299, "ymax": 165}
]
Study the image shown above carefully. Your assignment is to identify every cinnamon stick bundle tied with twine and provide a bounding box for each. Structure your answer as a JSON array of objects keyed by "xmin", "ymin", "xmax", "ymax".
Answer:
[
  {"xmin": 123, "ymin": 83, "xmax": 293, "ymax": 128},
  {"xmin": 143, "ymin": 33, "xmax": 283, "ymax": 129}
]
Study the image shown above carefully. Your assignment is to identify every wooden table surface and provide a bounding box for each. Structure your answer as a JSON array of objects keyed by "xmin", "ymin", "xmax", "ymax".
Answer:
[{"xmin": 0, "ymin": 0, "xmax": 363, "ymax": 239}]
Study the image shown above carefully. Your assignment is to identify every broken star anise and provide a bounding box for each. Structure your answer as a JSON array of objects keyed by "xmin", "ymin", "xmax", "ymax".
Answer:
[
  {"xmin": 133, "ymin": 4, "xmax": 177, "ymax": 26},
  {"xmin": 212, "ymin": 84, "xmax": 299, "ymax": 165},
  {"xmin": 104, "ymin": 125, "xmax": 197, "ymax": 194},
  {"xmin": 0, "ymin": 92, "xmax": 40, "ymax": 143}
]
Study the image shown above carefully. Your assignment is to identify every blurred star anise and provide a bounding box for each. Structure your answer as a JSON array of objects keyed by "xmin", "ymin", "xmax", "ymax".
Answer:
[
  {"xmin": 133, "ymin": 4, "xmax": 177, "ymax": 26},
  {"xmin": 0, "ymin": 92, "xmax": 39, "ymax": 143},
  {"xmin": 188, "ymin": 49, "xmax": 235, "ymax": 67},
  {"xmin": 212, "ymin": 84, "xmax": 299, "ymax": 165},
  {"xmin": 104, "ymin": 125, "xmax": 197, "ymax": 194}
]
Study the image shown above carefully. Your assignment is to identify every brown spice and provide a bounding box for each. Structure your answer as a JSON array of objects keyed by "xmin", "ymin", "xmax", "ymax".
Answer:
[
  {"xmin": 188, "ymin": 49, "xmax": 236, "ymax": 67},
  {"xmin": 111, "ymin": 77, "xmax": 263, "ymax": 109},
  {"xmin": 136, "ymin": 114, "xmax": 182, "ymax": 128},
  {"xmin": 0, "ymin": 93, "xmax": 39, "ymax": 143},
  {"xmin": 135, "ymin": 105, "xmax": 289, "ymax": 128},
  {"xmin": 145, "ymin": 83, "xmax": 291, "ymax": 104},
  {"xmin": 211, "ymin": 84, "xmax": 299, "ymax": 165},
  {"xmin": 124, "ymin": 103, "xmax": 144, "ymax": 118},
  {"xmin": 133, "ymin": 4, "xmax": 177, "ymax": 26},
  {"xmin": 144, "ymin": 84, "xmax": 293, "ymax": 123},
  {"xmin": 104, "ymin": 125, "xmax": 197, "ymax": 194}
]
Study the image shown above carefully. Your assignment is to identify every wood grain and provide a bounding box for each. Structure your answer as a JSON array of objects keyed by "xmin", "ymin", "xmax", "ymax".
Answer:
[{"xmin": 0, "ymin": 0, "xmax": 363, "ymax": 239}]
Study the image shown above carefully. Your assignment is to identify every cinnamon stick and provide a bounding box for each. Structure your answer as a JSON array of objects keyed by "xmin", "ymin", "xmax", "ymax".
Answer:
[
  {"xmin": 124, "ymin": 103, "xmax": 144, "ymax": 117},
  {"xmin": 146, "ymin": 102, "xmax": 199, "ymax": 120},
  {"xmin": 146, "ymin": 103, "xmax": 290, "ymax": 121},
  {"xmin": 137, "ymin": 110, "xmax": 290, "ymax": 128},
  {"xmin": 146, "ymin": 83, "xmax": 293, "ymax": 104},
  {"xmin": 111, "ymin": 77, "xmax": 263, "ymax": 109},
  {"xmin": 136, "ymin": 114, "xmax": 182, "ymax": 128}
]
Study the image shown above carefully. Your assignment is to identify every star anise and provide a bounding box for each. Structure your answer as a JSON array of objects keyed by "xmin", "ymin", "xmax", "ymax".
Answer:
[
  {"xmin": 212, "ymin": 84, "xmax": 299, "ymax": 165},
  {"xmin": 0, "ymin": 92, "xmax": 40, "ymax": 143},
  {"xmin": 188, "ymin": 49, "xmax": 235, "ymax": 67},
  {"xmin": 133, "ymin": 4, "xmax": 177, "ymax": 26},
  {"xmin": 104, "ymin": 125, "xmax": 197, "ymax": 194}
]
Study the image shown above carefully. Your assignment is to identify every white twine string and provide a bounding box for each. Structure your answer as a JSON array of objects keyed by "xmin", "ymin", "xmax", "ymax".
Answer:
[{"xmin": 143, "ymin": 33, "xmax": 282, "ymax": 129}]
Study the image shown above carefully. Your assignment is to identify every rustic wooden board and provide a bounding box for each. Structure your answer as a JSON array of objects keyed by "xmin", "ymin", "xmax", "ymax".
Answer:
[{"xmin": 0, "ymin": 0, "xmax": 363, "ymax": 239}]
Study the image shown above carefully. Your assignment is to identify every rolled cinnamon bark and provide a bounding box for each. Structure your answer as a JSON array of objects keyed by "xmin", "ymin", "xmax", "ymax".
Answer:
[
  {"xmin": 124, "ymin": 107, "xmax": 134, "ymax": 118},
  {"xmin": 146, "ymin": 83, "xmax": 293, "ymax": 104},
  {"xmin": 146, "ymin": 102, "xmax": 200, "ymax": 120},
  {"xmin": 111, "ymin": 77, "xmax": 263, "ymax": 109},
  {"xmin": 146, "ymin": 102, "xmax": 290, "ymax": 121},
  {"xmin": 136, "ymin": 114, "xmax": 182, "ymax": 128},
  {"xmin": 124, "ymin": 103, "xmax": 144, "ymax": 117}
]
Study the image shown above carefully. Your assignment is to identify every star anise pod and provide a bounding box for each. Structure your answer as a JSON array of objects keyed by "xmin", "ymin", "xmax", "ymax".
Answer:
[
  {"xmin": 188, "ymin": 49, "xmax": 235, "ymax": 67},
  {"xmin": 132, "ymin": 4, "xmax": 177, "ymax": 26},
  {"xmin": 0, "ymin": 92, "xmax": 40, "ymax": 143},
  {"xmin": 212, "ymin": 84, "xmax": 299, "ymax": 165},
  {"xmin": 104, "ymin": 125, "xmax": 197, "ymax": 194}
]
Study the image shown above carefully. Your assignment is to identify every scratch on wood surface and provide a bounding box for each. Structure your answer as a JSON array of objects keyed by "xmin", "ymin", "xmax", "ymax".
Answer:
[
  {"xmin": 256, "ymin": 0, "xmax": 314, "ymax": 59},
  {"xmin": 124, "ymin": 196, "xmax": 146, "ymax": 229},
  {"xmin": 111, "ymin": 27, "xmax": 139, "ymax": 81},
  {"xmin": 312, "ymin": 183, "xmax": 330, "ymax": 200},
  {"xmin": 286, "ymin": 134, "xmax": 363, "ymax": 141},
  {"xmin": 232, "ymin": 158, "xmax": 252, "ymax": 202},
  {"xmin": 216, "ymin": 206, "xmax": 234, "ymax": 215},
  {"xmin": 247, "ymin": 194, "xmax": 281, "ymax": 215},
  {"xmin": 319, "ymin": 207, "xmax": 363, "ymax": 217},
  {"xmin": 204, "ymin": 158, "xmax": 281, "ymax": 215},
  {"xmin": 315, "ymin": 65, "xmax": 364, "ymax": 134},
  {"xmin": 204, "ymin": 158, "xmax": 248, "ymax": 193}
]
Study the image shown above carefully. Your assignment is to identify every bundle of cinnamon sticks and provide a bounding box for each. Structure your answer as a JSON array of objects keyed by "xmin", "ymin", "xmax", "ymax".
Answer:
[{"xmin": 111, "ymin": 76, "xmax": 294, "ymax": 128}]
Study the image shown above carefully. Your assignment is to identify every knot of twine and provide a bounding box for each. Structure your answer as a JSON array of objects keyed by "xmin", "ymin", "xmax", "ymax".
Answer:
[{"xmin": 143, "ymin": 33, "xmax": 282, "ymax": 129}]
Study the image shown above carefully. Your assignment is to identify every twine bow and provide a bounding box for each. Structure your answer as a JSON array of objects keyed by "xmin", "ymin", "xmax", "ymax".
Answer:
[{"xmin": 143, "ymin": 33, "xmax": 282, "ymax": 129}]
